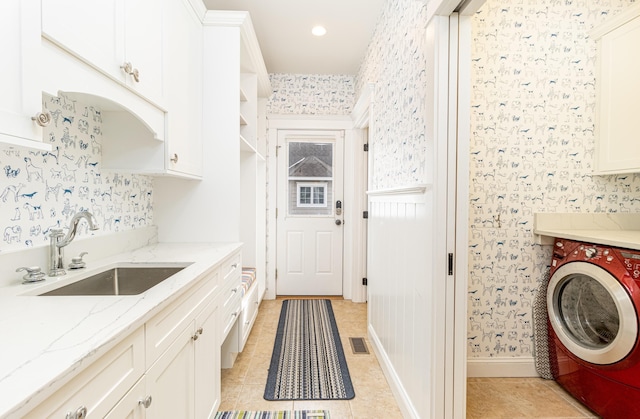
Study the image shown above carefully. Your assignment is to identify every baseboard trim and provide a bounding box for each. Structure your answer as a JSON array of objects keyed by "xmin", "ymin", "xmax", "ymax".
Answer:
[
  {"xmin": 467, "ymin": 357, "xmax": 539, "ymax": 377},
  {"xmin": 368, "ymin": 325, "xmax": 420, "ymax": 419}
]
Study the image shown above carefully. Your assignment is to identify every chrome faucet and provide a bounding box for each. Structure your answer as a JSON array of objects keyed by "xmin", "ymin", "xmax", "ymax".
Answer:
[{"xmin": 49, "ymin": 211, "xmax": 99, "ymax": 276}]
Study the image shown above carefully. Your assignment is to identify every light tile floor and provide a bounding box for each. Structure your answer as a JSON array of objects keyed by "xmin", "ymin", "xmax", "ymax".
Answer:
[
  {"xmin": 467, "ymin": 378, "xmax": 600, "ymax": 418},
  {"xmin": 219, "ymin": 298, "xmax": 600, "ymax": 419},
  {"xmin": 219, "ymin": 298, "xmax": 403, "ymax": 418}
]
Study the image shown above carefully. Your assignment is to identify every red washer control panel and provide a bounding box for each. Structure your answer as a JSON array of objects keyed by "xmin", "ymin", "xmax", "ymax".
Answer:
[{"xmin": 550, "ymin": 238, "xmax": 640, "ymax": 281}]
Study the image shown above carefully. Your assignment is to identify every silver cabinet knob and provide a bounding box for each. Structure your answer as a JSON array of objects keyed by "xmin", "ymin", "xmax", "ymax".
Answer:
[
  {"xmin": 121, "ymin": 62, "xmax": 140, "ymax": 83},
  {"xmin": 32, "ymin": 111, "xmax": 52, "ymax": 127},
  {"xmin": 66, "ymin": 406, "xmax": 87, "ymax": 419},
  {"xmin": 139, "ymin": 395, "xmax": 153, "ymax": 408}
]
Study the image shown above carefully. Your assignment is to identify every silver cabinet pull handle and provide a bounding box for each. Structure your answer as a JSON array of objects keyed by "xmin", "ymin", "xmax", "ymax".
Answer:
[
  {"xmin": 32, "ymin": 111, "xmax": 52, "ymax": 127},
  {"xmin": 170, "ymin": 153, "xmax": 179, "ymax": 164}
]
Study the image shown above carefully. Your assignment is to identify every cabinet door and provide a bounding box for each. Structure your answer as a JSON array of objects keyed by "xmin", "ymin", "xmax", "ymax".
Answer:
[
  {"xmin": 195, "ymin": 299, "xmax": 220, "ymax": 419},
  {"xmin": 42, "ymin": 0, "xmax": 164, "ymax": 105},
  {"xmin": 123, "ymin": 0, "xmax": 165, "ymax": 104},
  {"xmin": 146, "ymin": 325, "xmax": 195, "ymax": 419},
  {"xmin": 165, "ymin": 0, "xmax": 203, "ymax": 177},
  {"xmin": 41, "ymin": 0, "xmax": 123, "ymax": 79},
  {"xmin": 0, "ymin": 0, "xmax": 45, "ymax": 145},
  {"xmin": 593, "ymin": 9, "xmax": 640, "ymax": 174}
]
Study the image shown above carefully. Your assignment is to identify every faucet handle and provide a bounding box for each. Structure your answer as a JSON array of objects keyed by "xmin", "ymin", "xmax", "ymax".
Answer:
[
  {"xmin": 17, "ymin": 266, "xmax": 46, "ymax": 283},
  {"xmin": 69, "ymin": 252, "xmax": 88, "ymax": 270}
]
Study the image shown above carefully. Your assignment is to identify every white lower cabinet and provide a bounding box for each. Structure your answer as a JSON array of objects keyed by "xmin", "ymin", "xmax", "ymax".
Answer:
[
  {"xmin": 146, "ymin": 325, "xmax": 195, "ymax": 419},
  {"xmin": 195, "ymin": 299, "xmax": 221, "ymax": 419},
  {"xmin": 145, "ymin": 300, "xmax": 220, "ymax": 419},
  {"xmin": 25, "ymin": 251, "xmax": 236, "ymax": 419},
  {"xmin": 24, "ymin": 327, "xmax": 145, "ymax": 419}
]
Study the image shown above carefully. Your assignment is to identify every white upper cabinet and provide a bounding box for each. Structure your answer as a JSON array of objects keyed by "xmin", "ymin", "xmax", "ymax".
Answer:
[
  {"xmin": 592, "ymin": 3, "xmax": 640, "ymax": 174},
  {"xmin": 0, "ymin": 0, "xmax": 49, "ymax": 149},
  {"xmin": 42, "ymin": 0, "xmax": 165, "ymax": 106},
  {"xmin": 164, "ymin": 0, "xmax": 203, "ymax": 177},
  {"xmin": 100, "ymin": 0, "xmax": 203, "ymax": 179}
]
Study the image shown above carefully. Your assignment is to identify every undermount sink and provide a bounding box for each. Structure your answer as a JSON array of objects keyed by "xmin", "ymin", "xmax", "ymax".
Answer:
[{"xmin": 39, "ymin": 265, "xmax": 189, "ymax": 296}]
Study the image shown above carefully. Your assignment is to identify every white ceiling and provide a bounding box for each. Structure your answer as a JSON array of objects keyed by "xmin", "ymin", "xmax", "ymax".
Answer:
[{"xmin": 202, "ymin": 0, "xmax": 386, "ymax": 75}]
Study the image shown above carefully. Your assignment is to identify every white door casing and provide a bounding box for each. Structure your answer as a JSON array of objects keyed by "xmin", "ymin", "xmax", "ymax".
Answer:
[{"xmin": 276, "ymin": 129, "xmax": 344, "ymax": 296}]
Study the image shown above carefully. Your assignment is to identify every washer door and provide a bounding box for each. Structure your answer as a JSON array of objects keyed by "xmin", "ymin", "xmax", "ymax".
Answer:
[{"xmin": 548, "ymin": 262, "xmax": 638, "ymax": 365}]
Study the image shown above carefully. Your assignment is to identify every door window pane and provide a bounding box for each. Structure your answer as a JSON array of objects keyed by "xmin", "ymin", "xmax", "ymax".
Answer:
[
  {"xmin": 297, "ymin": 183, "xmax": 327, "ymax": 207},
  {"xmin": 288, "ymin": 141, "xmax": 333, "ymax": 216}
]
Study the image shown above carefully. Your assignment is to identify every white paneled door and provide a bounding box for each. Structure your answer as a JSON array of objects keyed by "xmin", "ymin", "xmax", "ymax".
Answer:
[{"xmin": 276, "ymin": 130, "xmax": 344, "ymax": 295}]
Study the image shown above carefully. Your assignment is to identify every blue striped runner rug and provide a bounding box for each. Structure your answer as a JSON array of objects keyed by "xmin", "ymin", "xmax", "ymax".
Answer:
[
  {"xmin": 214, "ymin": 411, "xmax": 329, "ymax": 419},
  {"xmin": 264, "ymin": 299, "xmax": 355, "ymax": 400}
]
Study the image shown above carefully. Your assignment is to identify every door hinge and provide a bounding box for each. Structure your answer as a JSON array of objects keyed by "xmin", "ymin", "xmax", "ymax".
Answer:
[
  {"xmin": 448, "ymin": 253, "xmax": 454, "ymax": 276},
  {"xmin": 364, "ymin": 143, "xmax": 369, "ymax": 152},
  {"xmin": 362, "ymin": 277, "xmax": 368, "ymax": 286},
  {"xmin": 363, "ymin": 211, "xmax": 369, "ymax": 219},
  {"xmin": 275, "ymin": 269, "xmax": 278, "ymax": 280},
  {"xmin": 275, "ymin": 208, "xmax": 278, "ymax": 218}
]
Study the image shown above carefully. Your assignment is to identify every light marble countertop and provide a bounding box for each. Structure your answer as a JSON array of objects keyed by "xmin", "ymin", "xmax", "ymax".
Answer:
[
  {"xmin": 534, "ymin": 212, "xmax": 640, "ymax": 249},
  {"xmin": 0, "ymin": 241, "xmax": 241, "ymax": 419}
]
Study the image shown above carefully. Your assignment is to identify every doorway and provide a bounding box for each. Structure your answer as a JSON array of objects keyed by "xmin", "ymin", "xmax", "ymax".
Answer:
[{"xmin": 275, "ymin": 129, "xmax": 345, "ymax": 296}]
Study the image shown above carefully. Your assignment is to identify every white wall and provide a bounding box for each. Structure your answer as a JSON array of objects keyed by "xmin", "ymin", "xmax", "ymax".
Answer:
[{"xmin": 468, "ymin": 0, "xmax": 640, "ymax": 373}]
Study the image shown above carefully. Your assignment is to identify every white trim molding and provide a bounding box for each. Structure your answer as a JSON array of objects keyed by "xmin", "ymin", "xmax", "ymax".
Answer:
[
  {"xmin": 352, "ymin": 82, "xmax": 376, "ymax": 128},
  {"xmin": 369, "ymin": 325, "xmax": 420, "ymax": 419},
  {"xmin": 467, "ymin": 357, "xmax": 539, "ymax": 378},
  {"xmin": 203, "ymin": 10, "xmax": 271, "ymax": 97},
  {"xmin": 366, "ymin": 184, "xmax": 430, "ymax": 196}
]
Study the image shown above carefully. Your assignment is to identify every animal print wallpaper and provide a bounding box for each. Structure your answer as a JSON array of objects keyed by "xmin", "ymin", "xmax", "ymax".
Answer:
[
  {"xmin": 0, "ymin": 94, "xmax": 153, "ymax": 252},
  {"xmin": 356, "ymin": 0, "xmax": 428, "ymax": 190},
  {"xmin": 267, "ymin": 74, "xmax": 355, "ymax": 115},
  {"xmin": 468, "ymin": 0, "xmax": 639, "ymax": 360}
]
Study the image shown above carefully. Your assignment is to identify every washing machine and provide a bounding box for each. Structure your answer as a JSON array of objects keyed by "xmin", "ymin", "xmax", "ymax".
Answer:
[{"xmin": 547, "ymin": 238, "xmax": 640, "ymax": 419}]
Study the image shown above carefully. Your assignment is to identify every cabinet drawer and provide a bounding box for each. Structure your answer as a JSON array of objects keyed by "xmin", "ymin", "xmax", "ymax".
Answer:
[
  {"xmin": 146, "ymin": 268, "xmax": 220, "ymax": 366},
  {"xmin": 221, "ymin": 251, "xmax": 241, "ymax": 285},
  {"xmin": 25, "ymin": 327, "xmax": 144, "ymax": 419},
  {"xmin": 221, "ymin": 291, "xmax": 242, "ymax": 340}
]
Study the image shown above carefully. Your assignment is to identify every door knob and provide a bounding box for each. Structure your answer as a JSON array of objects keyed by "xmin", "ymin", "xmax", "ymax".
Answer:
[{"xmin": 335, "ymin": 219, "xmax": 342, "ymax": 226}]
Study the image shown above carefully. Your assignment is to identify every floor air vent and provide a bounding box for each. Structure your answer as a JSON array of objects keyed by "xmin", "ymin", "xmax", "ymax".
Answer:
[{"xmin": 349, "ymin": 337, "xmax": 369, "ymax": 354}]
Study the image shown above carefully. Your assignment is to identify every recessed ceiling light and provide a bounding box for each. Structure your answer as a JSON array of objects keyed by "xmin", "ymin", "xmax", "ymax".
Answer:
[{"xmin": 312, "ymin": 25, "xmax": 327, "ymax": 37}]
